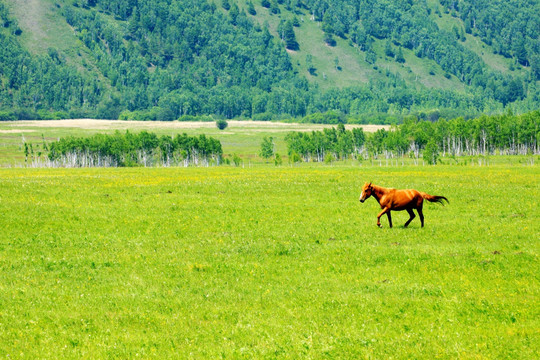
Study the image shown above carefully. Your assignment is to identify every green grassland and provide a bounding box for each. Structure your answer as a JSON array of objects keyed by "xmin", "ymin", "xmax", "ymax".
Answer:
[{"xmin": 0, "ymin": 164, "xmax": 538, "ymax": 358}]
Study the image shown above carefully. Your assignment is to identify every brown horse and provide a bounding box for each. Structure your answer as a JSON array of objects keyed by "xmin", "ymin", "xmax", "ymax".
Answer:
[{"xmin": 359, "ymin": 182, "xmax": 448, "ymax": 228}]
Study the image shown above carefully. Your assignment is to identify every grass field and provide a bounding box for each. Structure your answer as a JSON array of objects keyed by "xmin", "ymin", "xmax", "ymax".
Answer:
[{"xmin": 0, "ymin": 164, "xmax": 538, "ymax": 358}]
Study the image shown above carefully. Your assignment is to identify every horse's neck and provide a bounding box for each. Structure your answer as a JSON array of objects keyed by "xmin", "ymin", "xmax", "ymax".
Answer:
[{"xmin": 372, "ymin": 185, "xmax": 388, "ymax": 203}]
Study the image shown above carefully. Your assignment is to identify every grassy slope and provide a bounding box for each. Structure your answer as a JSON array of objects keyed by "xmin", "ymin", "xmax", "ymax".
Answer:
[
  {"xmin": 0, "ymin": 165, "xmax": 538, "ymax": 358},
  {"xmin": 4, "ymin": 0, "xmax": 110, "ymax": 81},
  {"xmin": 429, "ymin": 1, "xmax": 528, "ymax": 75},
  {"xmin": 241, "ymin": 0, "xmax": 525, "ymax": 92},
  {"xmin": 4, "ymin": 0, "xmax": 534, "ymax": 97},
  {"xmin": 5, "ymin": 0, "xmax": 71, "ymax": 55},
  {"xmin": 242, "ymin": 2, "xmax": 465, "ymax": 91}
]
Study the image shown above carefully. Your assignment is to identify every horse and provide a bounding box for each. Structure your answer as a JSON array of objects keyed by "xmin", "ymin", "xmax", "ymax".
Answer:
[{"xmin": 359, "ymin": 182, "xmax": 448, "ymax": 228}]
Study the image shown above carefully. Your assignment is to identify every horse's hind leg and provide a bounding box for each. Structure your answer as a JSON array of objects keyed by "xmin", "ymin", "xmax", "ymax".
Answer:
[
  {"xmin": 404, "ymin": 208, "xmax": 415, "ymax": 227},
  {"xmin": 417, "ymin": 207, "xmax": 425, "ymax": 227}
]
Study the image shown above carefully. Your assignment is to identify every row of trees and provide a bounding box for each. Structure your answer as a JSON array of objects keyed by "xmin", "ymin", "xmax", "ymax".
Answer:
[
  {"xmin": 285, "ymin": 124, "xmax": 366, "ymax": 162},
  {"xmin": 22, "ymin": 111, "xmax": 538, "ymax": 168},
  {"xmin": 286, "ymin": 111, "xmax": 539, "ymax": 163},
  {"xmin": 46, "ymin": 131, "xmax": 223, "ymax": 167}
]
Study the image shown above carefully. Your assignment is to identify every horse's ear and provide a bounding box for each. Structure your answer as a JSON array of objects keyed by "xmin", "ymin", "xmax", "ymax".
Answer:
[{"xmin": 368, "ymin": 182, "xmax": 372, "ymax": 187}]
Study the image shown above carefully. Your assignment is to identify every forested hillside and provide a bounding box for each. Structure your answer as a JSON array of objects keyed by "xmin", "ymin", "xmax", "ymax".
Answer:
[{"xmin": 0, "ymin": 0, "xmax": 539, "ymax": 121}]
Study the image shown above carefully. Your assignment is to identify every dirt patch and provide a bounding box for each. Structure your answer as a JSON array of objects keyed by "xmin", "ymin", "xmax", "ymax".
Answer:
[
  {"xmin": 0, "ymin": 129, "xmax": 35, "ymax": 133},
  {"xmin": 6, "ymin": 119, "xmax": 389, "ymax": 133}
]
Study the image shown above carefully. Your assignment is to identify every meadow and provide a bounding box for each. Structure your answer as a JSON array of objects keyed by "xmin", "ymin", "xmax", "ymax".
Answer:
[{"xmin": 0, "ymin": 164, "xmax": 538, "ymax": 358}]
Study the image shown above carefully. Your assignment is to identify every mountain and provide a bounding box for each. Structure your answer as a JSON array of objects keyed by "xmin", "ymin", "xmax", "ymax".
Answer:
[{"xmin": 0, "ymin": 0, "xmax": 539, "ymax": 122}]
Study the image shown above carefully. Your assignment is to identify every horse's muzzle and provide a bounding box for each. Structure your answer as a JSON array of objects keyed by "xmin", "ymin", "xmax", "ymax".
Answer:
[{"xmin": 360, "ymin": 199, "xmax": 365, "ymax": 203}]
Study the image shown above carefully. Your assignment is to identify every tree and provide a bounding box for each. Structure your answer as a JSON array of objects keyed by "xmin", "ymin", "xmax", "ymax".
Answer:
[
  {"xmin": 365, "ymin": 50, "xmax": 377, "ymax": 64},
  {"xmin": 324, "ymin": 32, "xmax": 336, "ymax": 46},
  {"xmin": 260, "ymin": 136, "xmax": 275, "ymax": 160},
  {"xmin": 221, "ymin": 0, "xmax": 230, "ymax": 11},
  {"xmin": 228, "ymin": 4, "xmax": 239, "ymax": 25},
  {"xmin": 384, "ymin": 40, "xmax": 394, "ymax": 57},
  {"xmin": 281, "ymin": 20, "xmax": 299, "ymax": 50},
  {"xmin": 423, "ymin": 140, "xmax": 439, "ymax": 165},
  {"xmin": 247, "ymin": 1, "xmax": 256, "ymax": 15},
  {"xmin": 270, "ymin": 1, "xmax": 280, "ymax": 14},
  {"xmin": 216, "ymin": 119, "xmax": 228, "ymax": 130},
  {"xmin": 512, "ymin": 37, "xmax": 528, "ymax": 66},
  {"xmin": 232, "ymin": 154, "xmax": 242, "ymax": 166},
  {"xmin": 274, "ymin": 153, "xmax": 282, "ymax": 166},
  {"xmin": 396, "ymin": 47, "xmax": 405, "ymax": 63},
  {"xmin": 322, "ymin": 11, "xmax": 333, "ymax": 34},
  {"xmin": 306, "ymin": 54, "xmax": 316, "ymax": 75}
]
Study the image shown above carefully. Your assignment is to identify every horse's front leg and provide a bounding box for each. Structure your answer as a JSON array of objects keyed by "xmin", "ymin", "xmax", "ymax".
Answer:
[
  {"xmin": 377, "ymin": 207, "xmax": 389, "ymax": 227},
  {"xmin": 386, "ymin": 211, "xmax": 393, "ymax": 228}
]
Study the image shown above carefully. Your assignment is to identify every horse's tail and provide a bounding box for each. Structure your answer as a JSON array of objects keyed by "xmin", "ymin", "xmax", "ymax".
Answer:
[{"xmin": 421, "ymin": 193, "xmax": 449, "ymax": 205}]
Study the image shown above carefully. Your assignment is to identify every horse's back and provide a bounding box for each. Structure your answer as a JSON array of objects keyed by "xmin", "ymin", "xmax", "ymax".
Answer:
[{"xmin": 389, "ymin": 188, "xmax": 423, "ymax": 209}]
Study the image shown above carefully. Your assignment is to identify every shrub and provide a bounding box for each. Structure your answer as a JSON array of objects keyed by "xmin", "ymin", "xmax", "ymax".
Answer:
[
  {"xmin": 324, "ymin": 153, "xmax": 334, "ymax": 164},
  {"xmin": 216, "ymin": 119, "xmax": 228, "ymax": 130},
  {"xmin": 0, "ymin": 110, "xmax": 17, "ymax": 121},
  {"xmin": 423, "ymin": 140, "xmax": 439, "ymax": 165},
  {"xmin": 232, "ymin": 154, "xmax": 242, "ymax": 166},
  {"xmin": 274, "ymin": 153, "xmax": 282, "ymax": 166},
  {"xmin": 289, "ymin": 151, "xmax": 302, "ymax": 164}
]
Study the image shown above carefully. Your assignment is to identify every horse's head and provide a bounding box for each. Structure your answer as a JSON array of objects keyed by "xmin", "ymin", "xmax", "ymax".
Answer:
[{"xmin": 359, "ymin": 182, "xmax": 373, "ymax": 203}]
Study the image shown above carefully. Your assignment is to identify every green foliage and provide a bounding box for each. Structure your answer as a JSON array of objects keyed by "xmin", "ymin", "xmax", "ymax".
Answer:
[
  {"xmin": 395, "ymin": 47, "xmax": 405, "ymax": 63},
  {"xmin": 282, "ymin": 20, "xmax": 299, "ymax": 51},
  {"xmin": 247, "ymin": 1, "xmax": 256, "ymax": 15},
  {"xmin": 440, "ymin": 0, "xmax": 539, "ymax": 69},
  {"xmin": 47, "ymin": 131, "xmax": 223, "ymax": 167},
  {"xmin": 274, "ymin": 152, "xmax": 282, "ymax": 165},
  {"xmin": 301, "ymin": 111, "xmax": 345, "ymax": 124},
  {"xmin": 288, "ymin": 151, "xmax": 302, "ymax": 163},
  {"xmin": 305, "ymin": 54, "xmax": 316, "ymax": 75},
  {"xmin": 300, "ymin": 0, "xmax": 537, "ymax": 104},
  {"xmin": 0, "ymin": 110, "xmax": 17, "ymax": 121},
  {"xmin": 232, "ymin": 153, "xmax": 242, "ymax": 166},
  {"xmin": 0, "ymin": 0, "xmax": 539, "ymax": 119},
  {"xmin": 216, "ymin": 119, "xmax": 229, "ymax": 130},
  {"xmin": 324, "ymin": 152, "xmax": 334, "ymax": 164},
  {"xmin": 323, "ymin": 32, "xmax": 336, "ymax": 46},
  {"xmin": 118, "ymin": 107, "xmax": 175, "ymax": 121},
  {"xmin": 384, "ymin": 40, "xmax": 394, "ymax": 58},
  {"xmin": 259, "ymin": 136, "xmax": 275, "ymax": 159},
  {"xmin": 288, "ymin": 110, "xmax": 539, "ymax": 161},
  {"xmin": 423, "ymin": 140, "xmax": 439, "ymax": 165},
  {"xmin": 286, "ymin": 125, "xmax": 366, "ymax": 161},
  {"xmin": 179, "ymin": 114, "xmax": 214, "ymax": 122}
]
